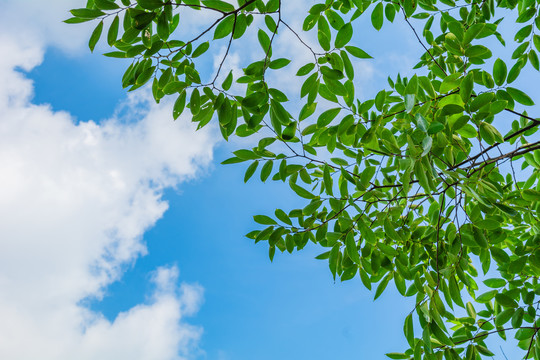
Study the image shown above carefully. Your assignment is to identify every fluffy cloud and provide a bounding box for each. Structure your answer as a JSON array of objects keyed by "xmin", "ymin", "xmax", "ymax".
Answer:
[
  {"xmin": 1, "ymin": 0, "xmax": 95, "ymax": 53},
  {"xmin": 0, "ymin": 5, "xmax": 215, "ymax": 358}
]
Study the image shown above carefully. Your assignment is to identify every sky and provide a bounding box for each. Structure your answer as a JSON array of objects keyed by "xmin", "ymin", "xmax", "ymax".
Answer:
[{"xmin": 0, "ymin": 1, "xmax": 533, "ymax": 360}]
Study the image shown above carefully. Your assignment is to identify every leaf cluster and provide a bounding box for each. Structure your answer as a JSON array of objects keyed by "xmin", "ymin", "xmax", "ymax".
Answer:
[{"xmin": 69, "ymin": 0, "xmax": 540, "ymax": 358}]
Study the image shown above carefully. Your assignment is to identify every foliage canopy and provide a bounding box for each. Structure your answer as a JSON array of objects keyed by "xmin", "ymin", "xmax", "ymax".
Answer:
[{"xmin": 69, "ymin": 0, "xmax": 540, "ymax": 358}]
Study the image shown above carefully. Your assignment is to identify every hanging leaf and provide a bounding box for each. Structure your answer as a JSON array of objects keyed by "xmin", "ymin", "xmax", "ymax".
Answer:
[{"xmin": 89, "ymin": 21, "xmax": 104, "ymax": 52}]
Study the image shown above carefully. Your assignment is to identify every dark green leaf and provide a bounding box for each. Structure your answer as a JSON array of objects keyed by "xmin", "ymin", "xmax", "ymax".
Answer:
[
  {"xmin": 493, "ymin": 58, "xmax": 507, "ymax": 86},
  {"xmin": 214, "ymin": 15, "xmax": 235, "ymax": 39},
  {"xmin": 289, "ymin": 182, "xmax": 316, "ymax": 199},
  {"xmin": 95, "ymin": 0, "xmax": 120, "ymax": 10},
  {"xmin": 254, "ymin": 215, "xmax": 277, "ymax": 225},
  {"xmin": 507, "ymin": 87, "xmax": 534, "ymax": 106},
  {"xmin": 371, "ymin": 2, "xmax": 384, "ymax": 31},
  {"xmin": 335, "ymin": 22, "xmax": 353, "ymax": 48},
  {"xmin": 137, "ymin": 0, "xmax": 163, "ymax": 10},
  {"xmin": 244, "ymin": 161, "xmax": 258, "ymax": 182},
  {"xmin": 345, "ymin": 233, "xmax": 360, "ymax": 264},
  {"xmin": 70, "ymin": 8, "xmax": 106, "ymax": 18},
  {"xmin": 89, "ymin": 21, "xmax": 104, "ymax": 52},
  {"xmin": 107, "ymin": 16, "xmax": 120, "ymax": 46}
]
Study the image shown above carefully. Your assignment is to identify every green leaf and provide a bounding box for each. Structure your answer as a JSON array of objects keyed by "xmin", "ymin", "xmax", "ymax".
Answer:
[
  {"xmin": 172, "ymin": 91, "xmax": 187, "ymax": 119},
  {"xmin": 275, "ymin": 209, "xmax": 292, "ymax": 226},
  {"xmin": 345, "ymin": 233, "xmax": 360, "ymax": 264},
  {"xmin": 483, "ymin": 278, "xmax": 506, "ymax": 288},
  {"xmin": 460, "ymin": 72, "xmax": 474, "ymax": 102},
  {"xmin": 214, "ymin": 15, "xmax": 235, "ymax": 39},
  {"xmin": 164, "ymin": 81, "xmax": 187, "ymax": 95},
  {"xmin": 326, "ymin": 9, "xmax": 344, "ymax": 30},
  {"xmin": 440, "ymin": 73, "xmax": 461, "ymax": 93},
  {"xmin": 254, "ymin": 215, "xmax": 278, "ymax": 225},
  {"xmin": 385, "ymin": 4, "xmax": 396, "ymax": 22},
  {"xmin": 107, "ymin": 16, "xmax": 120, "ymax": 46},
  {"xmin": 476, "ymin": 290, "xmax": 497, "ymax": 303},
  {"xmin": 418, "ymin": 76, "xmax": 436, "ymax": 98},
  {"xmin": 157, "ymin": 12, "xmax": 169, "ymax": 41},
  {"xmin": 137, "ymin": 0, "xmax": 164, "ymax": 10},
  {"xmin": 234, "ymin": 149, "xmax": 259, "ymax": 160},
  {"xmin": 495, "ymin": 293, "xmax": 518, "ymax": 308},
  {"xmin": 494, "ymin": 203, "xmax": 518, "ymax": 217},
  {"xmin": 64, "ymin": 17, "xmax": 94, "ymax": 24},
  {"xmin": 449, "ymin": 276, "xmax": 465, "ymax": 307},
  {"xmin": 371, "ymin": 2, "xmax": 384, "ymax": 31},
  {"xmin": 523, "ymin": 189, "xmax": 540, "ymax": 201},
  {"xmin": 466, "ymin": 302, "xmax": 476, "ymax": 319},
  {"xmin": 185, "ymin": 66, "xmax": 201, "ymax": 83},
  {"xmin": 89, "ymin": 21, "xmax": 104, "ymax": 52},
  {"xmin": 335, "ymin": 22, "xmax": 353, "ymax": 48},
  {"xmin": 317, "ymin": 16, "xmax": 331, "ymax": 51},
  {"xmin": 345, "ymin": 46, "xmax": 372, "ymax": 59},
  {"xmin": 192, "ymin": 42, "xmax": 210, "ymax": 58},
  {"xmin": 202, "ymin": 0, "xmax": 235, "ymax": 12},
  {"xmin": 269, "ymin": 58, "xmax": 291, "ymax": 70},
  {"xmin": 244, "ymin": 161, "xmax": 258, "ymax": 182},
  {"xmin": 506, "ymin": 87, "xmax": 534, "ymax": 106},
  {"xmin": 528, "ymin": 50, "xmax": 539, "ymax": 70},
  {"xmin": 323, "ymin": 164, "xmax": 333, "ymax": 196},
  {"xmin": 103, "ymin": 51, "xmax": 127, "ymax": 58},
  {"xmin": 384, "ymin": 218, "xmax": 402, "ymax": 241},
  {"xmin": 270, "ymin": 99, "xmax": 291, "ymax": 125},
  {"xmin": 95, "ymin": 0, "xmax": 120, "ymax": 10},
  {"xmin": 385, "ymin": 353, "xmax": 409, "ymax": 360},
  {"xmin": 512, "ymin": 308, "xmax": 524, "ymax": 328},
  {"xmin": 317, "ymin": 108, "xmax": 341, "ymax": 127},
  {"xmin": 221, "ymin": 71, "xmax": 233, "ymax": 90},
  {"xmin": 495, "ymin": 308, "xmax": 515, "ymax": 327},
  {"xmin": 297, "ymin": 63, "xmax": 315, "ymax": 76},
  {"xmin": 493, "ymin": 58, "xmax": 507, "ymax": 86},
  {"xmin": 289, "ymin": 182, "xmax": 316, "ymax": 199},
  {"xmin": 470, "ymin": 92, "xmax": 495, "ymax": 112},
  {"xmin": 299, "ymin": 103, "xmax": 317, "ymax": 121},
  {"xmin": 70, "ymin": 8, "xmax": 106, "ymax": 18},
  {"xmin": 430, "ymin": 322, "xmax": 453, "ymax": 346},
  {"xmin": 257, "ymin": 29, "xmax": 271, "ymax": 54},
  {"xmin": 374, "ymin": 273, "xmax": 391, "ymax": 299},
  {"xmin": 404, "ymin": 314, "xmax": 414, "ymax": 347},
  {"xmin": 260, "ymin": 160, "xmax": 273, "ymax": 182},
  {"xmin": 404, "ymin": 94, "xmax": 415, "ymax": 112},
  {"xmin": 133, "ymin": 12, "xmax": 156, "ymax": 30},
  {"xmin": 464, "ymin": 23, "xmax": 484, "ymax": 44},
  {"xmin": 358, "ymin": 218, "xmax": 376, "ymax": 245}
]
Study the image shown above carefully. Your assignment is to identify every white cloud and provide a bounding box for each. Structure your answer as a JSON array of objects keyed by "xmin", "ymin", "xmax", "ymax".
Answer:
[
  {"xmin": 1, "ymin": 0, "xmax": 95, "ymax": 53},
  {"xmin": 0, "ymin": 5, "xmax": 215, "ymax": 357}
]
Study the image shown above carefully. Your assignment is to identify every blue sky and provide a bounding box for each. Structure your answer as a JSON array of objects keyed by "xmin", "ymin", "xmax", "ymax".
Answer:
[{"xmin": 0, "ymin": 1, "xmax": 534, "ymax": 359}]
